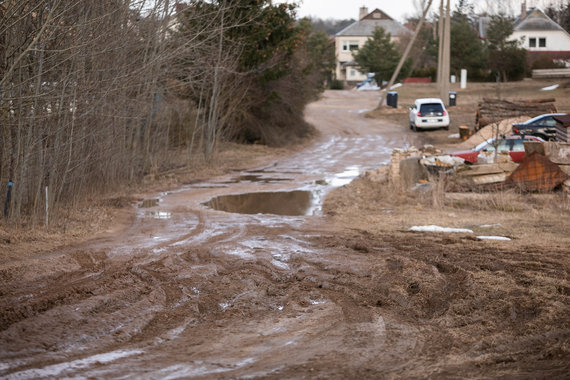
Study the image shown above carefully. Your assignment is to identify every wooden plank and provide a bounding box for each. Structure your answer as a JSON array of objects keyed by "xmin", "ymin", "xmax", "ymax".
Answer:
[
  {"xmin": 532, "ymin": 68, "xmax": 570, "ymax": 78},
  {"xmin": 472, "ymin": 173, "xmax": 508, "ymax": 185},
  {"xmin": 457, "ymin": 162, "xmax": 518, "ymax": 177}
]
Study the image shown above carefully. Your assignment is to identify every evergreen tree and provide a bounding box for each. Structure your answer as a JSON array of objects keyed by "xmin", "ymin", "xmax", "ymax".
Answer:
[
  {"xmin": 450, "ymin": 4, "xmax": 487, "ymax": 79},
  {"xmin": 486, "ymin": 14, "xmax": 527, "ymax": 81},
  {"xmin": 353, "ymin": 27, "xmax": 411, "ymax": 85}
]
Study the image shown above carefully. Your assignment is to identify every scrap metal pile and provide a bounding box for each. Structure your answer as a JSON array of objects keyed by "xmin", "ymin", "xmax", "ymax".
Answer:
[{"xmin": 475, "ymin": 98, "xmax": 557, "ymax": 130}]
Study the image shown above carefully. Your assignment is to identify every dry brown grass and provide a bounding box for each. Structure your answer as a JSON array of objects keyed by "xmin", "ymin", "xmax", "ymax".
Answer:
[{"xmin": 324, "ymin": 172, "xmax": 570, "ymax": 250}]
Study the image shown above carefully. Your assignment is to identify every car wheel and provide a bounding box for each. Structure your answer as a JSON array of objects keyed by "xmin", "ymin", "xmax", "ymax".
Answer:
[
  {"xmin": 412, "ymin": 123, "xmax": 417, "ymax": 132},
  {"xmin": 443, "ymin": 125, "xmax": 449, "ymax": 130}
]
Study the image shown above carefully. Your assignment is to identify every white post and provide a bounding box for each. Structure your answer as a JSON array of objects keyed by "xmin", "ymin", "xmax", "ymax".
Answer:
[
  {"xmin": 45, "ymin": 186, "xmax": 49, "ymax": 227},
  {"xmin": 461, "ymin": 69, "xmax": 467, "ymax": 89}
]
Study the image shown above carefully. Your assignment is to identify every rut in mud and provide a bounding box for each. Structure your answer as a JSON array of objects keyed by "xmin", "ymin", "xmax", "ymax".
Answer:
[{"xmin": 1, "ymin": 91, "xmax": 568, "ymax": 379}]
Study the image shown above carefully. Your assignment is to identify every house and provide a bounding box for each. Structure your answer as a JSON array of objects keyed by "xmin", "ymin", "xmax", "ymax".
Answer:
[
  {"xmin": 511, "ymin": 3, "xmax": 570, "ymax": 64},
  {"xmin": 335, "ymin": 7, "xmax": 408, "ymax": 83}
]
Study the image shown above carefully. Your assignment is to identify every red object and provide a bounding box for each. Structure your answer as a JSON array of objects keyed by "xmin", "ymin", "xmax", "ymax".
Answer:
[
  {"xmin": 403, "ymin": 77, "xmax": 432, "ymax": 84},
  {"xmin": 452, "ymin": 149, "xmax": 480, "ymax": 164},
  {"xmin": 509, "ymin": 151, "xmax": 525, "ymax": 162},
  {"xmin": 452, "ymin": 136, "xmax": 544, "ymax": 164}
]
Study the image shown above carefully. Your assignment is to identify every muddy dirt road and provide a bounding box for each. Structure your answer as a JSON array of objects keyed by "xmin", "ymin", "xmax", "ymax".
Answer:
[{"xmin": 1, "ymin": 91, "xmax": 568, "ymax": 379}]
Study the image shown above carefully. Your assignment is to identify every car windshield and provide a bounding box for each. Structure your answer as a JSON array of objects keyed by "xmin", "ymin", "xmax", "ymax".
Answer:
[
  {"xmin": 523, "ymin": 114, "xmax": 563, "ymax": 125},
  {"xmin": 419, "ymin": 103, "xmax": 444, "ymax": 115},
  {"xmin": 474, "ymin": 138, "xmax": 495, "ymax": 151},
  {"xmin": 475, "ymin": 137, "xmax": 530, "ymax": 152}
]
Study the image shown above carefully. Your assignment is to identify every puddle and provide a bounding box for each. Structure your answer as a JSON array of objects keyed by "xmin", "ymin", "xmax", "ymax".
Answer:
[
  {"xmin": 204, "ymin": 191, "xmax": 313, "ymax": 216},
  {"xmin": 144, "ymin": 211, "xmax": 172, "ymax": 219},
  {"xmin": 140, "ymin": 199, "xmax": 159, "ymax": 208},
  {"xmin": 329, "ymin": 166, "xmax": 360, "ymax": 187}
]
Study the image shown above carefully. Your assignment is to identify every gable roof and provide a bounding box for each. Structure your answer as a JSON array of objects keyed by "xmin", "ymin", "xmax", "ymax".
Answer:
[
  {"xmin": 514, "ymin": 8, "xmax": 564, "ymax": 32},
  {"xmin": 336, "ymin": 8, "xmax": 408, "ymax": 37}
]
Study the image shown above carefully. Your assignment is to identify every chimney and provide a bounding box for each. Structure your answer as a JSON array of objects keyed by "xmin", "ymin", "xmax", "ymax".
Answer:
[
  {"xmin": 521, "ymin": 1, "xmax": 527, "ymax": 19},
  {"xmin": 359, "ymin": 6, "xmax": 368, "ymax": 20}
]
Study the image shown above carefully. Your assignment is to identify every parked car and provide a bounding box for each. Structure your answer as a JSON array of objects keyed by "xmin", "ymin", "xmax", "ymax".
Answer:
[
  {"xmin": 512, "ymin": 113, "xmax": 567, "ymax": 141},
  {"xmin": 452, "ymin": 135, "xmax": 544, "ymax": 164},
  {"xmin": 409, "ymin": 98, "xmax": 450, "ymax": 132}
]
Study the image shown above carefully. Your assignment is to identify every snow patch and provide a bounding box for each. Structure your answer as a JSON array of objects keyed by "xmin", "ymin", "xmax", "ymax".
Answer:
[
  {"xmin": 7, "ymin": 349, "xmax": 142, "ymax": 379},
  {"xmin": 477, "ymin": 235, "xmax": 511, "ymax": 241},
  {"xmin": 410, "ymin": 225, "xmax": 473, "ymax": 233},
  {"xmin": 541, "ymin": 84, "xmax": 559, "ymax": 91}
]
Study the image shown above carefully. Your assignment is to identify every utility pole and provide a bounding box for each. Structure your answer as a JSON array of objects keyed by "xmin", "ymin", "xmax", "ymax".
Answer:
[
  {"xmin": 436, "ymin": 0, "xmax": 444, "ymax": 84},
  {"xmin": 376, "ymin": 0, "xmax": 433, "ymax": 109},
  {"xmin": 439, "ymin": 0, "xmax": 451, "ymax": 104}
]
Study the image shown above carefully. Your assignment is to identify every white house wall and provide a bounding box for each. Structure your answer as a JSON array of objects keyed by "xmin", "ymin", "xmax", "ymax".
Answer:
[
  {"xmin": 511, "ymin": 30, "xmax": 570, "ymax": 51},
  {"xmin": 335, "ymin": 36, "xmax": 401, "ymax": 82}
]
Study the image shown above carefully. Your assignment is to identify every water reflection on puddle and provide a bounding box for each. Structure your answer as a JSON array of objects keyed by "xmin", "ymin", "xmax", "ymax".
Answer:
[
  {"xmin": 224, "ymin": 175, "xmax": 292, "ymax": 184},
  {"xmin": 329, "ymin": 166, "xmax": 360, "ymax": 187},
  {"xmin": 204, "ymin": 190, "xmax": 313, "ymax": 216},
  {"xmin": 144, "ymin": 211, "xmax": 172, "ymax": 219},
  {"xmin": 139, "ymin": 199, "xmax": 159, "ymax": 208}
]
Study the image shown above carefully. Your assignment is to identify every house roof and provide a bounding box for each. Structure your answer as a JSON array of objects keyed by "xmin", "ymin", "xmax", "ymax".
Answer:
[
  {"xmin": 514, "ymin": 8, "xmax": 564, "ymax": 32},
  {"xmin": 336, "ymin": 8, "xmax": 408, "ymax": 37}
]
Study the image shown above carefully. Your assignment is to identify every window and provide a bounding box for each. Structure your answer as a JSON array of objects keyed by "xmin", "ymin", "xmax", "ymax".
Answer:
[
  {"xmin": 350, "ymin": 69, "xmax": 356, "ymax": 77},
  {"xmin": 544, "ymin": 117, "xmax": 556, "ymax": 127},
  {"xmin": 529, "ymin": 38, "xmax": 536, "ymax": 48},
  {"xmin": 539, "ymin": 38, "xmax": 546, "ymax": 47},
  {"xmin": 419, "ymin": 103, "xmax": 444, "ymax": 116},
  {"xmin": 342, "ymin": 40, "xmax": 359, "ymax": 52}
]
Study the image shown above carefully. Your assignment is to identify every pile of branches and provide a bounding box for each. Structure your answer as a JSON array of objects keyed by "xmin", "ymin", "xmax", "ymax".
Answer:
[{"xmin": 475, "ymin": 98, "xmax": 558, "ymax": 130}]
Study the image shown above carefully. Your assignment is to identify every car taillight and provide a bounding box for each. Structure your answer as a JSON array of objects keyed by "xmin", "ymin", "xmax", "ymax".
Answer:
[
  {"xmin": 417, "ymin": 111, "xmax": 421, "ymax": 117},
  {"xmin": 443, "ymin": 110, "xmax": 447, "ymax": 116},
  {"xmin": 513, "ymin": 127, "xmax": 519, "ymax": 134}
]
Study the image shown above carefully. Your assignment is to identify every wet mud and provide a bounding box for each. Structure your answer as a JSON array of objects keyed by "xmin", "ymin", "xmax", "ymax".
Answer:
[{"xmin": 0, "ymin": 91, "xmax": 568, "ymax": 379}]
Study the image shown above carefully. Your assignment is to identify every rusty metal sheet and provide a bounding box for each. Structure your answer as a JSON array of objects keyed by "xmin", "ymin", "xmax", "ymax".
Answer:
[{"xmin": 507, "ymin": 152, "xmax": 568, "ymax": 191}]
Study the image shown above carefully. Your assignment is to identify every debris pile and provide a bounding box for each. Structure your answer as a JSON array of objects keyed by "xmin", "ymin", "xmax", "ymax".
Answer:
[
  {"xmin": 389, "ymin": 146, "xmax": 445, "ymax": 187},
  {"xmin": 475, "ymin": 98, "xmax": 557, "ymax": 130},
  {"xmin": 389, "ymin": 139, "xmax": 569, "ymax": 193}
]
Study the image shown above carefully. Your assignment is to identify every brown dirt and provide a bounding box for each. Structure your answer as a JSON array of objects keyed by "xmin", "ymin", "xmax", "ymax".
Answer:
[{"xmin": 0, "ymin": 84, "xmax": 569, "ymax": 379}]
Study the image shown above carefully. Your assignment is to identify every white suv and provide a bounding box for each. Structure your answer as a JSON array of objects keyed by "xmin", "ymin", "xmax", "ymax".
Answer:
[{"xmin": 409, "ymin": 98, "xmax": 450, "ymax": 132}]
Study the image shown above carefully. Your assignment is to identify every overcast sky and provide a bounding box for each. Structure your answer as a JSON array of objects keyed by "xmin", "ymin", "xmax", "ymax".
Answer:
[{"xmin": 290, "ymin": 0, "xmax": 564, "ymax": 23}]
